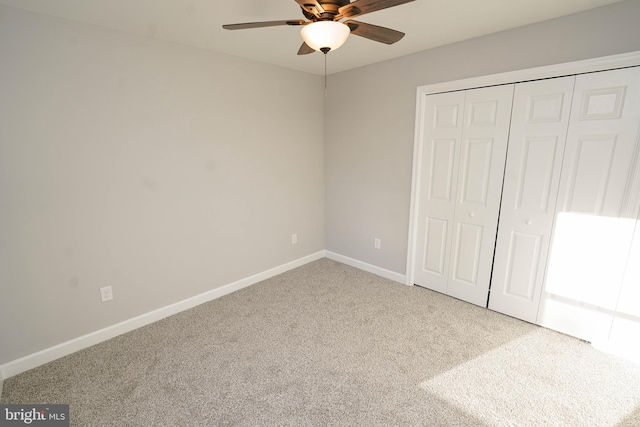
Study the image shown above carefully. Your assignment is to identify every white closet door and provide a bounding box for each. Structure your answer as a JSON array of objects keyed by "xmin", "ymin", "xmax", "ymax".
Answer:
[
  {"xmin": 413, "ymin": 91, "xmax": 465, "ymax": 293},
  {"xmin": 538, "ymin": 66, "xmax": 640, "ymax": 342},
  {"xmin": 446, "ymin": 85, "xmax": 514, "ymax": 306},
  {"xmin": 488, "ymin": 77, "xmax": 575, "ymax": 322}
]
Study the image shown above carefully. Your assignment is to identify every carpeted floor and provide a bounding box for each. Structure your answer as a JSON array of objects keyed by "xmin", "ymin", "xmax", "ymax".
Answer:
[{"xmin": 2, "ymin": 258, "xmax": 640, "ymax": 426}]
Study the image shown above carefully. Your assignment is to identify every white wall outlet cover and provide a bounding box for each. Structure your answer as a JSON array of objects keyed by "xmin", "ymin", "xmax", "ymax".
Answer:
[{"xmin": 100, "ymin": 286, "xmax": 113, "ymax": 302}]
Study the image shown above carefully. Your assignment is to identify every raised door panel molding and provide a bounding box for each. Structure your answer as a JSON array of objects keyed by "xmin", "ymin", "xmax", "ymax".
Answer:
[
  {"xmin": 434, "ymin": 104, "xmax": 461, "ymax": 128},
  {"xmin": 428, "ymin": 139, "xmax": 457, "ymax": 201},
  {"xmin": 468, "ymin": 100, "xmax": 499, "ymax": 126},
  {"xmin": 422, "ymin": 218, "xmax": 448, "ymax": 276},
  {"xmin": 515, "ymin": 136, "xmax": 561, "ymax": 214},
  {"xmin": 564, "ymin": 135, "xmax": 617, "ymax": 215},
  {"xmin": 579, "ymin": 87, "xmax": 626, "ymax": 121},
  {"xmin": 460, "ymin": 138, "xmax": 494, "ymax": 206},
  {"xmin": 451, "ymin": 222, "xmax": 483, "ymax": 286},
  {"xmin": 527, "ymin": 93, "xmax": 566, "ymax": 124},
  {"xmin": 502, "ymin": 231, "xmax": 543, "ymax": 301}
]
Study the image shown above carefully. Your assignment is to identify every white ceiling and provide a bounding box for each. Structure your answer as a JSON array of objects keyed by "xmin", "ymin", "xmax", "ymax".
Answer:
[{"xmin": 0, "ymin": 0, "xmax": 624, "ymax": 75}]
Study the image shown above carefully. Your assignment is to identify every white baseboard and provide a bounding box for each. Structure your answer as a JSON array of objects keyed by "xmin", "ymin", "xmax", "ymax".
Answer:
[
  {"xmin": 0, "ymin": 251, "xmax": 325, "ymax": 380},
  {"xmin": 325, "ymin": 251, "xmax": 407, "ymax": 284}
]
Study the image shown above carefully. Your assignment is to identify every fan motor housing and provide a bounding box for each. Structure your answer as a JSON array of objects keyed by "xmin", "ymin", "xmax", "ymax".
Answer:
[{"xmin": 301, "ymin": 0, "xmax": 352, "ymax": 20}]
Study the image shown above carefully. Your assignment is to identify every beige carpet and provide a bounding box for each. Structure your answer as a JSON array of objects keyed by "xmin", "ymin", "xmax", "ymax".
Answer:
[{"xmin": 2, "ymin": 258, "xmax": 640, "ymax": 426}]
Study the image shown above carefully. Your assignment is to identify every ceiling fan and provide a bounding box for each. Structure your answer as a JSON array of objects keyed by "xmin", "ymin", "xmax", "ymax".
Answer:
[{"xmin": 223, "ymin": 0, "xmax": 416, "ymax": 55}]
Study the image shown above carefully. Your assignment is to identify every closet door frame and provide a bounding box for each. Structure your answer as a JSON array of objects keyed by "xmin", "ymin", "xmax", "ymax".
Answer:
[{"xmin": 407, "ymin": 51, "xmax": 640, "ymax": 288}]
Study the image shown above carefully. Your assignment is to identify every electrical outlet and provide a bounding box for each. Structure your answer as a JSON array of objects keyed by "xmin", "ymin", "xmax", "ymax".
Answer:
[
  {"xmin": 292, "ymin": 233, "xmax": 298, "ymax": 244},
  {"xmin": 100, "ymin": 286, "xmax": 113, "ymax": 303},
  {"xmin": 374, "ymin": 238, "xmax": 381, "ymax": 250}
]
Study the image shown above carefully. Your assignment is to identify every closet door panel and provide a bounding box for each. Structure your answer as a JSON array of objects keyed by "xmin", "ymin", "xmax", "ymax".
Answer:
[
  {"xmin": 413, "ymin": 91, "xmax": 465, "ymax": 293},
  {"xmin": 564, "ymin": 135, "xmax": 618, "ymax": 214},
  {"xmin": 608, "ymin": 215, "xmax": 640, "ymax": 361},
  {"xmin": 447, "ymin": 85, "xmax": 514, "ymax": 307},
  {"xmin": 538, "ymin": 66, "xmax": 640, "ymax": 342},
  {"xmin": 451, "ymin": 222, "xmax": 483, "ymax": 285},
  {"xmin": 489, "ymin": 76, "xmax": 575, "ymax": 322}
]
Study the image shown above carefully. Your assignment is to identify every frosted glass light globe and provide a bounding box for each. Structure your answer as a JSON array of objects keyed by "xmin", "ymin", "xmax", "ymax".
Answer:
[{"xmin": 301, "ymin": 21, "xmax": 350, "ymax": 52}]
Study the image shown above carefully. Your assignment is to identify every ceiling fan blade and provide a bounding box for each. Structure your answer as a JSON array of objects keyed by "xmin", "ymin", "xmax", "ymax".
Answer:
[
  {"xmin": 293, "ymin": 0, "xmax": 325, "ymax": 18},
  {"xmin": 345, "ymin": 20, "xmax": 405, "ymax": 44},
  {"xmin": 338, "ymin": 0, "xmax": 415, "ymax": 19},
  {"xmin": 222, "ymin": 20, "xmax": 307, "ymax": 30},
  {"xmin": 297, "ymin": 42, "xmax": 316, "ymax": 55}
]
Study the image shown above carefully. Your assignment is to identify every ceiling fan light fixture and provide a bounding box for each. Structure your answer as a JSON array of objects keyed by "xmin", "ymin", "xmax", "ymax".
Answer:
[{"xmin": 301, "ymin": 21, "xmax": 350, "ymax": 52}]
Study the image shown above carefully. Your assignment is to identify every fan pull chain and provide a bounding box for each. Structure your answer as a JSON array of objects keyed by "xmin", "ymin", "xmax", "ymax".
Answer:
[{"xmin": 324, "ymin": 51, "xmax": 328, "ymax": 97}]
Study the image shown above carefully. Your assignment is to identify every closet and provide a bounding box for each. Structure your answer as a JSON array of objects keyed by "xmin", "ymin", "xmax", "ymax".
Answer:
[{"xmin": 411, "ymin": 65, "xmax": 640, "ymax": 344}]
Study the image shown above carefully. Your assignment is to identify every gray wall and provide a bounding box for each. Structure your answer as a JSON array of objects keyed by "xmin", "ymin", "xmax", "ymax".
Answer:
[
  {"xmin": 324, "ymin": 0, "xmax": 640, "ymax": 275},
  {"xmin": 0, "ymin": 6, "xmax": 325, "ymax": 364}
]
